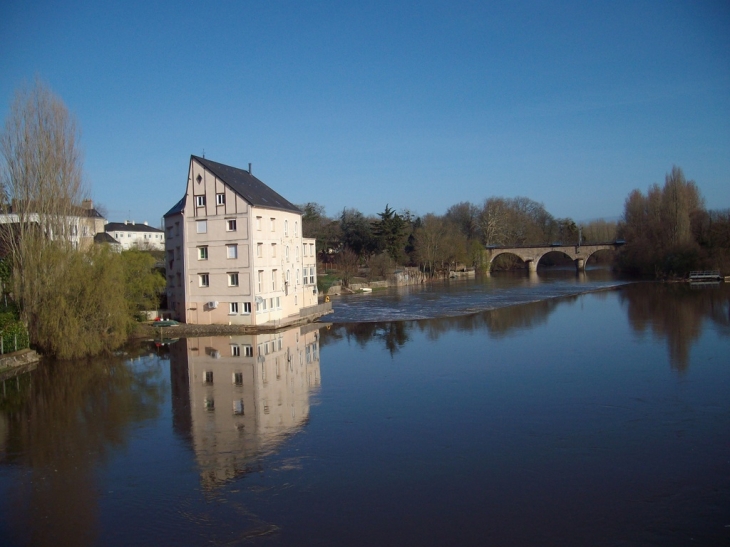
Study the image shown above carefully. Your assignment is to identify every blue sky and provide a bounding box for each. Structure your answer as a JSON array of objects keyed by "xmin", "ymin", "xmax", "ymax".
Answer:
[{"xmin": 1, "ymin": 1, "xmax": 728, "ymax": 226}]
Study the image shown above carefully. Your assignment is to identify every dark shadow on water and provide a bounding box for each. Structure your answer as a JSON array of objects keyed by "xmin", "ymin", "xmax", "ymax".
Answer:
[{"xmin": 0, "ymin": 346, "xmax": 166, "ymax": 547}]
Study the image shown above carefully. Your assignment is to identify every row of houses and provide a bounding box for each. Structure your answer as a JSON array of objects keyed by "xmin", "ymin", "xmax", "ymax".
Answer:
[{"xmin": 0, "ymin": 199, "xmax": 166, "ymax": 251}]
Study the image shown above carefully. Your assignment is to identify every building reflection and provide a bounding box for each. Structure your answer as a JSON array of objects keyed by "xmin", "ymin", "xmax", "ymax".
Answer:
[{"xmin": 170, "ymin": 324, "xmax": 322, "ymax": 489}]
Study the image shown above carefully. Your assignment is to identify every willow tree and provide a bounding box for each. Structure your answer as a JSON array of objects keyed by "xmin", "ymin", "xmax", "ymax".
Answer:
[{"xmin": 1, "ymin": 80, "xmax": 86, "ymax": 328}]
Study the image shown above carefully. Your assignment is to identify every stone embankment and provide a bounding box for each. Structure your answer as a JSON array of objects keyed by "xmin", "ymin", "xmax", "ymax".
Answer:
[
  {"xmin": 328, "ymin": 267, "xmax": 474, "ymax": 295},
  {"xmin": 0, "ymin": 349, "xmax": 40, "ymax": 381},
  {"xmin": 134, "ymin": 302, "xmax": 333, "ymax": 339}
]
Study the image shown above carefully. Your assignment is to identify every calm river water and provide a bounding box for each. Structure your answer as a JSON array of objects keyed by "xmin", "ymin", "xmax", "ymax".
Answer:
[{"xmin": 1, "ymin": 271, "xmax": 728, "ymax": 546}]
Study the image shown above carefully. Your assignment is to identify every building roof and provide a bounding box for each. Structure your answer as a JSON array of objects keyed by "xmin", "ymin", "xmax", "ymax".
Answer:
[
  {"xmin": 191, "ymin": 156, "xmax": 302, "ymax": 214},
  {"xmin": 94, "ymin": 232, "xmax": 120, "ymax": 245},
  {"xmin": 105, "ymin": 222, "xmax": 164, "ymax": 233},
  {"xmin": 164, "ymin": 196, "xmax": 185, "ymax": 218}
]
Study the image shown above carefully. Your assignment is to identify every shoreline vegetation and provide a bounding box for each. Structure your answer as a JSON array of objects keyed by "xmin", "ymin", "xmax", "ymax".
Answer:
[{"xmin": 1, "ymin": 80, "xmax": 728, "ymax": 360}]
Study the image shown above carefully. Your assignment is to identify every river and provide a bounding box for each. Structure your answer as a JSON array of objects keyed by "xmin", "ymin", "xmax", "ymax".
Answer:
[{"xmin": 1, "ymin": 271, "xmax": 728, "ymax": 546}]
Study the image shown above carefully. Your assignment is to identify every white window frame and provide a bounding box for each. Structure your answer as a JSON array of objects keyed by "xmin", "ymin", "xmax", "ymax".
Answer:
[
  {"xmin": 231, "ymin": 344, "xmax": 241, "ymax": 356},
  {"xmin": 228, "ymin": 272, "xmax": 239, "ymax": 287},
  {"xmin": 227, "ymin": 244, "xmax": 238, "ymax": 259},
  {"xmin": 198, "ymin": 246, "xmax": 208, "ymax": 260},
  {"xmin": 199, "ymin": 273, "xmax": 209, "ymax": 287},
  {"xmin": 216, "ymin": 193, "xmax": 225, "ymax": 205},
  {"xmin": 196, "ymin": 195, "xmax": 206, "ymax": 207},
  {"xmin": 226, "ymin": 219, "xmax": 237, "ymax": 231},
  {"xmin": 243, "ymin": 302, "xmax": 251, "ymax": 314},
  {"xmin": 257, "ymin": 243, "xmax": 263, "ymax": 258},
  {"xmin": 196, "ymin": 220, "xmax": 207, "ymax": 233},
  {"xmin": 229, "ymin": 302, "xmax": 239, "ymax": 314}
]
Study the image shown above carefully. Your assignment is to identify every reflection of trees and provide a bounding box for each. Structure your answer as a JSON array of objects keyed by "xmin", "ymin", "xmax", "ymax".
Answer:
[
  {"xmin": 0, "ymin": 347, "xmax": 166, "ymax": 546},
  {"xmin": 322, "ymin": 297, "xmax": 570, "ymax": 352},
  {"xmin": 620, "ymin": 283, "xmax": 730, "ymax": 371}
]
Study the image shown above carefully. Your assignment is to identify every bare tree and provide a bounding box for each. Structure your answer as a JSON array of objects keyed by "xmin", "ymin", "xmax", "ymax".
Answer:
[{"xmin": 0, "ymin": 79, "xmax": 87, "ymax": 335}]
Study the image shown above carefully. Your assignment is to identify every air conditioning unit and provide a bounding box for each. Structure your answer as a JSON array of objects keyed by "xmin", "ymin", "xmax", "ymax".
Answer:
[{"xmin": 207, "ymin": 301, "xmax": 218, "ymax": 309}]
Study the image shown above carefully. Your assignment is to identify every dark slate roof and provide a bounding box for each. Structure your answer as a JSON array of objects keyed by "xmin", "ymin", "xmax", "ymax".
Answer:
[
  {"xmin": 94, "ymin": 232, "xmax": 120, "ymax": 244},
  {"xmin": 105, "ymin": 222, "xmax": 164, "ymax": 233},
  {"xmin": 164, "ymin": 196, "xmax": 185, "ymax": 218},
  {"xmin": 191, "ymin": 156, "xmax": 302, "ymax": 214},
  {"xmin": 84, "ymin": 208, "xmax": 105, "ymax": 219}
]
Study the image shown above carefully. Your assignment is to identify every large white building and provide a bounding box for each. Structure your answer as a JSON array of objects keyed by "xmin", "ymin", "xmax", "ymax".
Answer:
[
  {"xmin": 105, "ymin": 221, "xmax": 165, "ymax": 251},
  {"xmin": 164, "ymin": 156, "xmax": 322, "ymax": 325}
]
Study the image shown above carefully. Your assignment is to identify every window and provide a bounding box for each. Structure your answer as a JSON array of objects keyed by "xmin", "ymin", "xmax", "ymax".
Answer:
[
  {"xmin": 310, "ymin": 243, "xmax": 314, "ymax": 255},
  {"xmin": 270, "ymin": 217, "xmax": 275, "ymax": 231},
  {"xmin": 271, "ymin": 243, "xmax": 276, "ymax": 257},
  {"xmin": 272, "ymin": 269, "xmax": 277, "ymax": 291},
  {"xmin": 257, "ymin": 271, "xmax": 263, "ymax": 292},
  {"xmin": 226, "ymin": 219, "xmax": 237, "ymax": 231},
  {"xmin": 286, "ymin": 246, "xmax": 290, "ymax": 262},
  {"xmin": 231, "ymin": 344, "xmax": 241, "ymax": 356},
  {"xmin": 216, "ymin": 193, "xmax": 225, "ymax": 205},
  {"xmin": 269, "ymin": 297, "xmax": 274, "ymax": 309},
  {"xmin": 229, "ymin": 273, "xmax": 239, "ymax": 287},
  {"xmin": 295, "ymin": 221, "xmax": 298, "ymax": 236},
  {"xmin": 310, "ymin": 268, "xmax": 315, "ymax": 284},
  {"xmin": 276, "ymin": 296, "xmax": 280, "ymax": 309},
  {"xmin": 233, "ymin": 372, "xmax": 243, "ymax": 385},
  {"xmin": 296, "ymin": 269, "xmax": 300, "ymax": 285},
  {"xmin": 303, "ymin": 270, "xmax": 308, "ymax": 285},
  {"xmin": 257, "ymin": 243, "xmax": 263, "ymax": 257},
  {"xmin": 284, "ymin": 219, "xmax": 289, "ymax": 236},
  {"xmin": 204, "ymin": 371, "xmax": 213, "ymax": 384},
  {"xmin": 198, "ymin": 246, "xmax": 208, "ymax": 260},
  {"xmin": 230, "ymin": 302, "xmax": 239, "ymax": 314},
  {"xmin": 295, "ymin": 246, "xmax": 299, "ymax": 260},
  {"xmin": 175, "ymin": 222, "xmax": 180, "ymax": 236},
  {"xmin": 196, "ymin": 220, "xmax": 207, "ymax": 233},
  {"xmin": 256, "ymin": 216, "xmax": 261, "ymax": 230},
  {"xmin": 303, "ymin": 244, "xmax": 307, "ymax": 256},
  {"xmin": 233, "ymin": 399, "xmax": 244, "ymax": 415},
  {"xmin": 243, "ymin": 302, "xmax": 251, "ymax": 314},
  {"xmin": 204, "ymin": 397, "xmax": 215, "ymax": 411},
  {"xmin": 227, "ymin": 244, "xmax": 237, "ymax": 259},
  {"xmin": 243, "ymin": 344, "xmax": 253, "ymax": 357},
  {"xmin": 199, "ymin": 273, "xmax": 209, "ymax": 287},
  {"xmin": 196, "ymin": 195, "xmax": 206, "ymax": 207}
]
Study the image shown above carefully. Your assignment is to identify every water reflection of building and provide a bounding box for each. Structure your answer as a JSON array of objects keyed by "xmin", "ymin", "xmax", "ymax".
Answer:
[{"xmin": 170, "ymin": 324, "xmax": 322, "ymax": 489}]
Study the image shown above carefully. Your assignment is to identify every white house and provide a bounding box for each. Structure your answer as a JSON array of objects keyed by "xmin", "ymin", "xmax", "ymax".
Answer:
[
  {"xmin": 164, "ymin": 155, "xmax": 324, "ymax": 325},
  {"xmin": 105, "ymin": 221, "xmax": 165, "ymax": 251}
]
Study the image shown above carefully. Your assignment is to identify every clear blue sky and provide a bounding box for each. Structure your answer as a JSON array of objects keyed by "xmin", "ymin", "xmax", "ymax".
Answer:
[{"xmin": 2, "ymin": 1, "xmax": 728, "ymax": 226}]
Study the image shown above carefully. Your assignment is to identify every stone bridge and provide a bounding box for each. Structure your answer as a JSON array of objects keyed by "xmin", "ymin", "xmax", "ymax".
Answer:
[{"xmin": 484, "ymin": 242, "xmax": 622, "ymax": 272}]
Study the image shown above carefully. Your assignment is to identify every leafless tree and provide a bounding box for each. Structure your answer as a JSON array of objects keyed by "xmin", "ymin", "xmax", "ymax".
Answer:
[{"xmin": 0, "ymin": 79, "xmax": 87, "ymax": 335}]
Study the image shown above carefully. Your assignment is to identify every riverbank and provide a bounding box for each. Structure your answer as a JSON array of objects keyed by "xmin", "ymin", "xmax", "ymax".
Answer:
[{"xmin": 0, "ymin": 349, "xmax": 40, "ymax": 381}]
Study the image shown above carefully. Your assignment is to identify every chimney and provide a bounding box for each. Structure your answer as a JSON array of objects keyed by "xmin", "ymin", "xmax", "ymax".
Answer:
[
  {"xmin": 248, "ymin": 163, "xmax": 252, "ymax": 174},
  {"xmin": 82, "ymin": 199, "xmax": 93, "ymax": 210},
  {"xmin": 144, "ymin": 221, "xmax": 148, "ymax": 226}
]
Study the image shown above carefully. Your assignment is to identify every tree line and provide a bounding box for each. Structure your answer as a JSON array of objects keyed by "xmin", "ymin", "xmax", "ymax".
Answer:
[
  {"xmin": 303, "ymin": 168, "xmax": 728, "ymax": 280},
  {"xmin": 0, "ymin": 80, "xmax": 165, "ymax": 359},
  {"xmin": 301, "ymin": 197, "xmax": 618, "ymax": 281}
]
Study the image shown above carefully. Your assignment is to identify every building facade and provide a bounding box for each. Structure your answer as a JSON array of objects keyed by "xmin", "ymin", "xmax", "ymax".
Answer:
[
  {"xmin": 105, "ymin": 220, "xmax": 165, "ymax": 251},
  {"xmin": 164, "ymin": 156, "xmax": 318, "ymax": 325}
]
